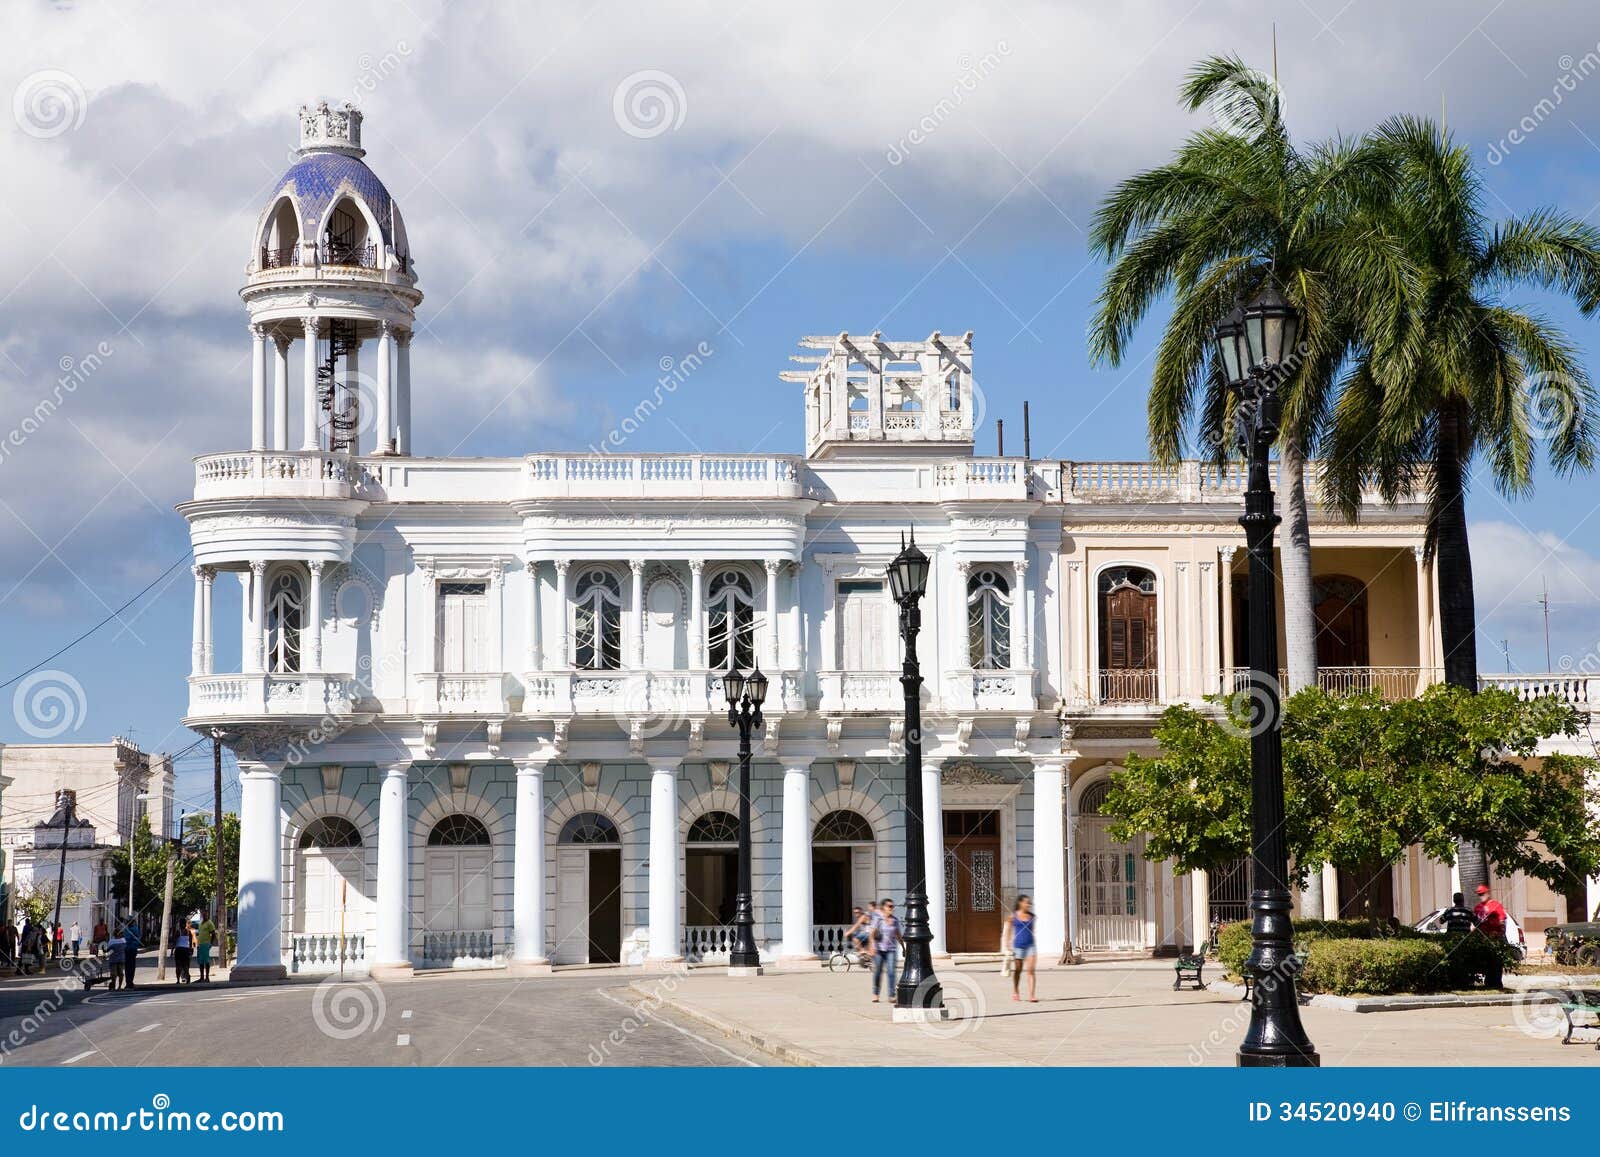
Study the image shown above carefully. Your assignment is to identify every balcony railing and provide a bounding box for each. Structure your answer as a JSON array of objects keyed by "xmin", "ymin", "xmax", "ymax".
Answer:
[
  {"xmin": 683, "ymin": 925, "xmax": 734, "ymax": 962},
  {"xmin": 523, "ymin": 454, "xmax": 802, "ymax": 499},
  {"xmin": 818, "ymin": 670, "xmax": 902, "ymax": 713},
  {"xmin": 1479, "ymin": 672, "xmax": 1597, "ymax": 706},
  {"xmin": 187, "ymin": 672, "xmax": 354, "ymax": 718},
  {"xmin": 942, "ymin": 668, "xmax": 1037, "ymax": 712},
  {"xmin": 291, "ymin": 933, "xmax": 366, "ymax": 974},
  {"xmin": 193, "ymin": 449, "xmax": 372, "ymax": 500},
  {"xmin": 522, "ymin": 669, "xmax": 804, "ymax": 717},
  {"xmin": 1061, "ymin": 460, "xmax": 1426, "ymax": 505},
  {"xmin": 1221, "ymin": 666, "xmax": 1439, "ymax": 701},
  {"xmin": 932, "ymin": 457, "xmax": 1029, "ymax": 500},
  {"xmin": 420, "ymin": 929, "xmax": 497, "ymax": 969},
  {"xmin": 413, "ymin": 672, "xmax": 512, "ymax": 715}
]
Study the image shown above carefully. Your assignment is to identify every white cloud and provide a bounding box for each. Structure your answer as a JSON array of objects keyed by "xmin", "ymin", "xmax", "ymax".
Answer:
[{"xmin": 1468, "ymin": 520, "xmax": 1600, "ymax": 672}]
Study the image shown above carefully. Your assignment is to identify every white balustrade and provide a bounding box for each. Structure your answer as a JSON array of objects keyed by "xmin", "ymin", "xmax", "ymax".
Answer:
[
  {"xmin": 290, "ymin": 933, "xmax": 366, "ymax": 973},
  {"xmin": 193, "ymin": 450, "xmax": 364, "ymax": 499},
  {"xmin": 818, "ymin": 670, "xmax": 901, "ymax": 713},
  {"xmin": 522, "ymin": 454, "xmax": 802, "ymax": 498},
  {"xmin": 811, "ymin": 924, "xmax": 854, "ymax": 957},
  {"xmin": 413, "ymin": 673, "xmax": 509, "ymax": 714},
  {"xmin": 187, "ymin": 672, "xmax": 353, "ymax": 718},
  {"xmin": 1480, "ymin": 672, "xmax": 1597, "ymax": 707},
  {"xmin": 421, "ymin": 929, "xmax": 498, "ymax": 969},
  {"xmin": 943, "ymin": 670, "xmax": 1036, "ymax": 712},
  {"xmin": 683, "ymin": 924, "xmax": 734, "ymax": 962}
]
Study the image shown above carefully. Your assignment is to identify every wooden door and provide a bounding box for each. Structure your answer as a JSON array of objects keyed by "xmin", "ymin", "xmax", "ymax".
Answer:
[
  {"xmin": 943, "ymin": 810, "xmax": 1003, "ymax": 953},
  {"xmin": 1314, "ymin": 577, "xmax": 1369, "ymax": 670},
  {"xmin": 425, "ymin": 847, "xmax": 493, "ymax": 932},
  {"xmin": 1100, "ymin": 582, "xmax": 1157, "ymax": 700}
]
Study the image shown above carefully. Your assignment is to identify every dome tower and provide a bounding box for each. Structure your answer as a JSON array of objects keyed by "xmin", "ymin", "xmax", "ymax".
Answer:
[{"xmin": 240, "ymin": 102, "xmax": 422, "ymax": 457}]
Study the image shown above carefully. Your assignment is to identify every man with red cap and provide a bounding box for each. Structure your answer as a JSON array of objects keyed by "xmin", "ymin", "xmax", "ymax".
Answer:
[{"xmin": 1473, "ymin": 883, "xmax": 1508, "ymax": 988}]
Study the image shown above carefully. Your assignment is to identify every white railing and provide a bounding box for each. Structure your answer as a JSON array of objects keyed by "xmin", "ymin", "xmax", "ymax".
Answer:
[
  {"xmin": 1221, "ymin": 666, "xmax": 1436, "ymax": 701},
  {"xmin": 1063, "ymin": 459, "xmax": 1427, "ymax": 505},
  {"xmin": 812, "ymin": 924, "xmax": 855, "ymax": 957},
  {"xmin": 932, "ymin": 457, "xmax": 1028, "ymax": 499},
  {"xmin": 523, "ymin": 454, "xmax": 802, "ymax": 498},
  {"xmin": 1480, "ymin": 672, "xmax": 1598, "ymax": 707},
  {"xmin": 818, "ymin": 670, "xmax": 901, "ymax": 713},
  {"xmin": 943, "ymin": 669, "xmax": 1037, "ymax": 712},
  {"xmin": 186, "ymin": 672, "xmax": 353, "ymax": 718},
  {"xmin": 683, "ymin": 925, "xmax": 734, "ymax": 962},
  {"xmin": 193, "ymin": 450, "xmax": 365, "ymax": 500},
  {"xmin": 523, "ymin": 670, "xmax": 805, "ymax": 717},
  {"xmin": 291, "ymin": 933, "xmax": 366, "ymax": 973},
  {"xmin": 413, "ymin": 672, "xmax": 509, "ymax": 715},
  {"xmin": 421, "ymin": 929, "xmax": 497, "ymax": 969}
]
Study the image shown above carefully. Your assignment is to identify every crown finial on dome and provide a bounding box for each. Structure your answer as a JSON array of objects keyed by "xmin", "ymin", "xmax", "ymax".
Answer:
[{"xmin": 298, "ymin": 100, "xmax": 364, "ymax": 157}]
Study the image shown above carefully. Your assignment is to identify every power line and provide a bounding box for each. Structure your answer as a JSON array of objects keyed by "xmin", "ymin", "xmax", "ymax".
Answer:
[{"xmin": 0, "ymin": 551, "xmax": 192, "ymax": 692}]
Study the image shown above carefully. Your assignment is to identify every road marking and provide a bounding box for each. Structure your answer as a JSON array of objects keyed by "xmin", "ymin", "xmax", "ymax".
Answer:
[
  {"xmin": 61, "ymin": 1050, "xmax": 97, "ymax": 1064},
  {"xmin": 136, "ymin": 1023, "xmax": 161, "ymax": 1033},
  {"xmin": 595, "ymin": 988, "xmax": 759, "ymax": 1067},
  {"xmin": 401, "ymin": 1010, "xmax": 412, "ymax": 1019},
  {"xmin": 396, "ymin": 1034, "xmax": 411, "ymax": 1047}
]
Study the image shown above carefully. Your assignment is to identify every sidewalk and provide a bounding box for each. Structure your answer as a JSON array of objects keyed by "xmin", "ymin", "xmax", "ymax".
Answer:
[{"xmin": 630, "ymin": 961, "xmax": 1600, "ymax": 1067}]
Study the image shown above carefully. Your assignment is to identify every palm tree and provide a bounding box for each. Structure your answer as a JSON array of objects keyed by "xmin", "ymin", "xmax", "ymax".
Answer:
[
  {"xmin": 1324, "ymin": 116, "xmax": 1600, "ymax": 896},
  {"xmin": 1088, "ymin": 57, "xmax": 1407, "ymax": 914}
]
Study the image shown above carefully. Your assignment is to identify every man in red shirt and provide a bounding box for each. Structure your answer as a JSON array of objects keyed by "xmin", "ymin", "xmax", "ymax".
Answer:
[{"xmin": 1474, "ymin": 884, "xmax": 1508, "ymax": 988}]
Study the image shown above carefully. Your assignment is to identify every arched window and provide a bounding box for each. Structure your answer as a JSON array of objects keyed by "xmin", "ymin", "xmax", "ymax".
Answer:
[
  {"xmin": 1097, "ymin": 566, "xmax": 1158, "ymax": 702},
  {"xmin": 266, "ymin": 570, "xmax": 304, "ymax": 673},
  {"xmin": 559, "ymin": 813, "xmax": 620, "ymax": 845},
  {"xmin": 321, "ymin": 198, "xmax": 373, "ymax": 267},
  {"xmin": 427, "ymin": 815, "xmax": 491, "ymax": 846},
  {"xmin": 573, "ymin": 568, "xmax": 623, "ymax": 670},
  {"xmin": 813, "ymin": 810, "xmax": 874, "ymax": 843},
  {"xmin": 687, "ymin": 811, "xmax": 739, "ymax": 843},
  {"xmin": 1079, "ymin": 778, "xmax": 1112, "ymax": 816},
  {"xmin": 261, "ymin": 197, "xmax": 300, "ymax": 267},
  {"xmin": 966, "ymin": 569, "xmax": 1011, "ymax": 670},
  {"xmin": 298, "ymin": 815, "xmax": 362, "ymax": 848},
  {"xmin": 706, "ymin": 569, "xmax": 754, "ymax": 671}
]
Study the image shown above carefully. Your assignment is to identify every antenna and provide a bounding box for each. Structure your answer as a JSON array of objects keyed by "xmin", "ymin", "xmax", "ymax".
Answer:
[
  {"xmin": 1023, "ymin": 401, "xmax": 1032, "ymax": 461},
  {"xmin": 1272, "ymin": 23, "xmax": 1278, "ymax": 86},
  {"xmin": 1538, "ymin": 578, "xmax": 1553, "ymax": 670},
  {"xmin": 996, "ymin": 418, "xmax": 1005, "ymax": 457},
  {"xmin": 1499, "ymin": 639, "xmax": 1511, "ymax": 674}
]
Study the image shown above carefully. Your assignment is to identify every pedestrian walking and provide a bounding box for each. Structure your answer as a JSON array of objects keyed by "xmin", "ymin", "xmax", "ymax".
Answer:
[
  {"xmin": 92, "ymin": 919, "xmax": 108, "ymax": 956},
  {"xmin": 53, "ymin": 922, "xmax": 65, "ymax": 961},
  {"xmin": 174, "ymin": 921, "xmax": 193, "ymax": 984},
  {"xmin": 869, "ymin": 898, "xmax": 902, "ymax": 1004},
  {"xmin": 121, "ymin": 920, "xmax": 141, "ymax": 988},
  {"xmin": 2, "ymin": 919, "xmax": 16, "ymax": 967},
  {"xmin": 196, "ymin": 912, "xmax": 216, "ymax": 983},
  {"xmin": 1005, "ymin": 894, "xmax": 1039, "ymax": 1003},
  {"xmin": 70, "ymin": 921, "xmax": 82, "ymax": 961},
  {"xmin": 105, "ymin": 932, "xmax": 125, "ymax": 991}
]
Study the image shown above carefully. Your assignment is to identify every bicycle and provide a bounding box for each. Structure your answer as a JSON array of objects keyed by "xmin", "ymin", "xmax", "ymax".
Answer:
[{"xmin": 827, "ymin": 940, "xmax": 871, "ymax": 972}]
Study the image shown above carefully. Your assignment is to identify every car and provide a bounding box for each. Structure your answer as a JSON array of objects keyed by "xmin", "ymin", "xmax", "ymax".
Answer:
[
  {"xmin": 1413, "ymin": 907, "xmax": 1527, "ymax": 959},
  {"xmin": 1544, "ymin": 921, "xmax": 1600, "ymax": 968}
]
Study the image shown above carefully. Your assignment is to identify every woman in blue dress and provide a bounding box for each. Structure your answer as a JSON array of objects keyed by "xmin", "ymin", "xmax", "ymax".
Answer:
[{"xmin": 1005, "ymin": 895, "xmax": 1038, "ymax": 1002}]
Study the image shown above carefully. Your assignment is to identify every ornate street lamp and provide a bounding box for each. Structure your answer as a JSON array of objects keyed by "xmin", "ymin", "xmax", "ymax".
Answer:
[
  {"xmin": 1213, "ymin": 284, "xmax": 1319, "ymax": 1067},
  {"xmin": 887, "ymin": 529, "xmax": 945, "ymax": 1021},
  {"xmin": 724, "ymin": 662, "xmax": 768, "ymax": 975}
]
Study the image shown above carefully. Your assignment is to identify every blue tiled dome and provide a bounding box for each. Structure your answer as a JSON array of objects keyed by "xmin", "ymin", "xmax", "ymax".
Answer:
[{"xmin": 266, "ymin": 151, "xmax": 406, "ymax": 251}]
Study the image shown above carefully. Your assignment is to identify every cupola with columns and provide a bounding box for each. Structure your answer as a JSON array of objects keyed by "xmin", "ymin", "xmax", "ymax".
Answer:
[
  {"xmin": 780, "ymin": 331, "xmax": 975, "ymax": 458},
  {"xmin": 240, "ymin": 101, "xmax": 422, "ymax": 457}
]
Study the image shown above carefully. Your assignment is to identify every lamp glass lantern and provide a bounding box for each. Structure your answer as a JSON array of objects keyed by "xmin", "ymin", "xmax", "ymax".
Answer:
[
  {"xmin": 887, "ymin": 531, "xmax": 930, "ymax": 603},
  {"xmin": 723, "ymin": 669, "xmax": 746, "ymax": 708},
  {"xmin": 745, "ymin": 665, "xmax": 768, "ymax": 708},
  {"xmin": 1242, "ymin": 284, "xmax": 1299, "ymax": 370},
  {"xmin": 1213, "ymin": 306, "xmax": 1250, "ymax": 388}
]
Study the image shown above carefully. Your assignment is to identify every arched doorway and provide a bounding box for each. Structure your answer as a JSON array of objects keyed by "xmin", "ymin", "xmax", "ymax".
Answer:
[
  {"xmin": 811, "ymin": 810, "xmax": 877, "ymax": 954},
  {"xmin": 1098, "ymin": 567, "xmax": 1158, "ymax": 702},
  {"xmin": 1074, "ymin": 778, "xmax": 1147, "ymax": 952},
  {"xmin": 294, "ymin": 816, "xmax": 368, "ymax": 939},
  {"xmin": 422, "ymin": 815, "xmax": 493, "ymax": 966},
  {"xmin": 552, "ymin": 812, "xmax": 623, "ymax": 965},
  {"xmin": 684, "ymin": 810, "xmax": 739, "ymax": 960},
  {"xmin": 1314, "ymin": 576, "xmax": 1370, "ymax": 688}
]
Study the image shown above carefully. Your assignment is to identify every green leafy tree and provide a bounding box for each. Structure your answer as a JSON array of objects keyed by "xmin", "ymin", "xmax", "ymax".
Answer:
[
  {"xmin": 1322, "ymin": 118, "xmax": 1600, "ymax": 894},
  {"xmin": 9, "ymin": 879, "xmax": 85, "ymax": 929}
]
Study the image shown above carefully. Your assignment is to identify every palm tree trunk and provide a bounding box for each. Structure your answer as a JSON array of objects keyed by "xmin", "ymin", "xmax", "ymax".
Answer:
[
  {"xmin": 1434, "ymin": 398, "xmax": 1489, "ymax": 897},
  {"xmin": 1279, "ymin": 438, "xmax": 1324, "ymax": 918}
]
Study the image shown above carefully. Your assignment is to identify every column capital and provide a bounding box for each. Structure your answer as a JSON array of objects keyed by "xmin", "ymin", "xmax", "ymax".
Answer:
[
  {"xmin": 1412, "ymin": 543, "xmax": 1426, "ymax": 563},
  {"xmin": 379, "ymin": 318, "xmax": 394, "ymax": 337},
  {"xmin": 553, "ymin": 558, "xmax": 571, "ymax": 576},
  {"xmin": 395, "ymin": 328, "xmax": 413, "ymax": 347},
  {"xmin": 1218, "ymin": 544, "xmax": 1237, "ymax": 563},
  {"xmin": 1030, "ymin": 758, "xmax": 1067, "ymax": 774},
  {"xmin": 308, "ymin": 559, "xmax": 325, "ymax": 576},
  {"xmin": 764, "ymin": 557, "xmax": 780, "ymax": 575},
  {"xmin": 380, "ymin": 761, "xmax": 411, "ymax": 779},
  {"xmin": 1014, "ymin": 557, "xmax": 1029, "ymax": 576},
  {"xmin": 514, "ymin": 758, "xmax": 549, "ymax": 776},
  {"xmin": 920, "ymin": 760, "xmax": 943, "ymax": 777},
  {"xmin": 273, "ymin": 331, "xmax": 291, "ymax": 353},
  {"xmin": 302, "ymin": 315, "xmax": 321, "ymax": 338},
  {"xmin": 249, "ymin": 559, "xmax": 267, "ymax": 577},
  {"xmin": 192, "ymin": 564, "xmax": 214, "ymax": 582},
  {"xmin": 249, "ymin": 322, "xmax": 268, "ymax": 340},
  {"xmin": 649, "ymin": 759, "xmax": 681, "ymax": 775},
  {"xmin": 236, "ymin": 760, "xmax": 284, "ymax": 780},
  {"xmin": 629, "ymin": 558, "xmax": 646, "ymax": 576},
  {"xmin": 688, "ymin": 558, "xmax": 705, "ymax": 575},
  {"xmin": 525, "ymin": 559, "xmax": 539, "ymax": 575}
]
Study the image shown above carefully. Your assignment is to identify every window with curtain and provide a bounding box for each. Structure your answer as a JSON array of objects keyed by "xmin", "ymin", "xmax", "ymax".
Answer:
[
  {"xmin": 706, "ymin": 569, "xmax": 754, "ymax": 671},
  {"xmin": 966, "ymin": 568, "xmax": 1011, "ymax": 669},
  {"xmin": 573, "ymin": 568, "xmax": 622, "ymax": 670},
  {"xmin": 266, "ymin": 569, "xmax": 304, "ymax": 673}
]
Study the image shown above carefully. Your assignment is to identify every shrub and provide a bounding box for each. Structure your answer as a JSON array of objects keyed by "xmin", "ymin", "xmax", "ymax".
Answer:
[
  {"xmin": 1434, "ymin": 932, "xmax": 1516, "ymax": 990},
  {"xmin": 1298, "ymin": 938, "xmax": 1447, "ymax": 995}
]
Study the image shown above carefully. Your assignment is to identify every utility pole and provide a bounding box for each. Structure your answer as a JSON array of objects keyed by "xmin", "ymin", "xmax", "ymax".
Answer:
[
  {"xmin": 1500, "ymin": 639, "xmax": 1511, "ymax": 673},
  {"xmin": 50, "ymin": 789, "xmax": 76, "ymax": 962},
  {"xmin": 211, "ymin": 730, "xmax": 228, "ymax": 969},
  {"xmin": 154, "ymin": 812, "xmax": 179, "ymax": 982},
  {"xmin": 1538, "ymin": 579, "xmax": 1553, "ymax": 671}
]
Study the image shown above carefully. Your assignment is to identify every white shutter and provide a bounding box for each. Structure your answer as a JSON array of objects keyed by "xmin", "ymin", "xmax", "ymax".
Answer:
[
  {"xmin": 851, "ymin": 845, "xmax": 878, "ymax": 911},
  {"xmin": 458, "ymin": 849, "xmax": 493, "ymax": 930},
  {"xmin": 553, "ymin": 848, "xmax": 589, "ymax": 964}
]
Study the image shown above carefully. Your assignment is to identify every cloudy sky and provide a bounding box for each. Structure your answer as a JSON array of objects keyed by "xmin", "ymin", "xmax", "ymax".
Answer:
[{"xmin": 4, "ymin": 1, "xmax": 1600, "ymax": 800}]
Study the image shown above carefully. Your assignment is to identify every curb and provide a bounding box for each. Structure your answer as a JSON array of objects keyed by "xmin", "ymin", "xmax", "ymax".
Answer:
[
  {"xmin": 1208, "ymin": 977, "xmax": 1586, "ymax": 1013},
  {"xmin": 625, "ymin": 981, "xmax": 823, "ymax": 1066}
]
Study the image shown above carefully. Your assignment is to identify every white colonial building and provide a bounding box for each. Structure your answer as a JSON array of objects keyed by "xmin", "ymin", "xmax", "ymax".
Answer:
[{"xmin": 183, "ymin": 104, "xmax": 1598, "ymax": 980}]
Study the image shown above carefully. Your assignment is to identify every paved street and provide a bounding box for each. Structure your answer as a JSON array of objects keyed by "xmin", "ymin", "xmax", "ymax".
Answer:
[{"xmin": 0, "ymin": 971, "xmax": 771, "ymax": 1067}]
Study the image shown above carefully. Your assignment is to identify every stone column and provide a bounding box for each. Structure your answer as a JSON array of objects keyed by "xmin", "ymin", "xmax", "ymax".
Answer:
[
  {"xmin": 525, "ymin": 561, "xmax": 542, "ymax": 671},
  {"xmin": 301, "ymin": 317, "xmax": 321, "ymax": 451},
  {"xmin": 646, "ymin": 761, "xmax": 684, "ymax": 965},
  {"xmin": 249, "ymin": 324, "xmax": 267, "ymax": 451},
  {"xmin": 922, "ymin": 761, "xmax": 948, "ymax": 957},
  {"xmin": 1174, "ymin": 560, "xmax": 1190, "ymax": 699},
  {"xmin": 1031, "ymin": 760, "xmax": 1067, "ymax": 959},
  {"xmin": 190, "ymin": 566, "xmax": 207, "ymax": 677},
  {"xmin": 232, "ymin": 761, "xmax": 286, "ymax": 980},
  {"xmin": 306, "ymin": 561, "xmax": 324, "ymax": 672},
  {"xmin": 688, "ymin": 559, "xmax": 705, "ymax": 666},
  {"xmin": 550, "ymin": 560, "xmax": 570, "ymax": 669},
  {"xmin": 373, "ymin": 762, "xmax": 414, "ymax": 978},
  {"xmin": 272, "ymin": 335, "xmax": 290, "ymax": 451},
  {"xmin": 630, "ymin": 559, "xmax": 646, "ymax": 668},
  {"xmin": 1191, "ymin": 869, "xmax": 1210, "ymax": 951},
  {"xmin": 1064, "ymin": 767, "xmax": 1080, "ymax": 954},
  {"xmin": 343, "ymin": 337, "xmax": 361, "ymax": 456},
  {"xmin": 375, "ymin": 321, "xmax": 394, "ymax": 455},
  {"xmin": 1011, "ymin": 557, "xmax": 1029, "ymax": 671},
  {"xmin": 1413, "ymin": 544, "xmax": 1431, "ymax": 689},
  {"xmin": 779, "ymin": 763, "xmax": 816, "ymax": 963},
  {"xmin": 510, "ymin": 760, "xmax": 552, "ymax": 973},
  {"xmin": 395, "ymin": 331, "xmax": 412, "ymax": 455},
  {"xmin": 248, "ymin": 560, "xmax": 267, "ymax": 673},
  {"xmin": 764, "ymin": 559, "xmax": 781, "ymax": 670},
  {"xmin": 1219, "ymin": 546, "xmax": 1237, "ymax": 680},
  {"xmin": 785, "ymin": 562, "xmax": 804, "ymax": 670},
  {"xmin": 200, "ymin": 566, "xmax": 214, "ymax": 675}
]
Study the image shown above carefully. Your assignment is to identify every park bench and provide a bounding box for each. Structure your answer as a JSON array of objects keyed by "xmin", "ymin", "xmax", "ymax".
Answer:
[
  {"xmin": 1549, "ymin": 988, "xmax": 1600, "ymax": 1049},
  {"xmin": 1173, "ymin": 949, "xmax": 1206, "ymax": 990}
]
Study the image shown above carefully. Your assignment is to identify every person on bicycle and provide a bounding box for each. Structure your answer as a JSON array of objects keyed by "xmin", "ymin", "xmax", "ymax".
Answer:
[{"xmin": 844, "ymin": 906, "xmax": 873, "ymax": 963}]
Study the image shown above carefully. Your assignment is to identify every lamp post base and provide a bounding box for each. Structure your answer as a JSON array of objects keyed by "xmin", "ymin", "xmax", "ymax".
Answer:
[
  {"xmin": 726, "ymin": 964, "xmax": 765, "ymax": 978},
  {"xmin": 892, "ymin": 1006, "xmax": 952, "ymax": 1024},
  {"xmin": 1238, "ymin": 1049, "xmax": 1321, "ymax": 1068}
]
